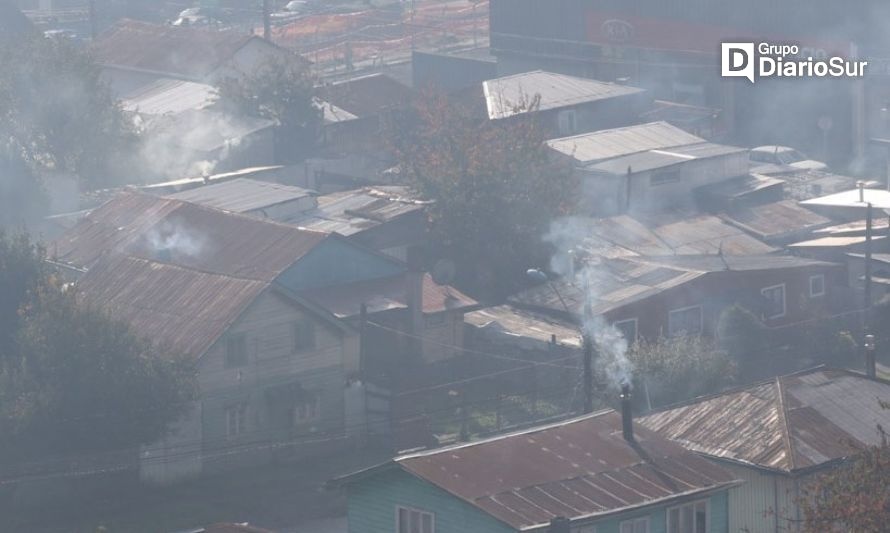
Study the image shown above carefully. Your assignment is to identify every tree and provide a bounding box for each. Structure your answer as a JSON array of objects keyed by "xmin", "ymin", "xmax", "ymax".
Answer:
[
  {"xmin": 625, "ymin": 335, "xmax": 736, "ymax": 408},
  {"xmin": 388, "ymin": 91, "xmax": 578, "ymax": 299},
  {"xmin": 0, "ymin": 32, "xmax": 134, "ymax": 190},
  {"xmin": 217, "ymin": 57, "xmax": 321, "ymax": 163},
  {"xmin": 0, "ymin": 232, "xmax": 196, "ymax": 462},
  {"xmin": 0, "ymin": 231, "xmax": 49, "ymax": 358},
  {"xmin": 798, "ymin": 420, "xmax": 890, "ymax": 532},
  {"xmin": 717, "ymin": 304, "xmax": 773, "ymax": 381}
]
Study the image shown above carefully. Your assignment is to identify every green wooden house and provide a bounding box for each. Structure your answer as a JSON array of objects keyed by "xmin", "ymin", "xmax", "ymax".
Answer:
[{"xmin": 334, "ymin": 407, "xmax": 740, "ymax": 533}]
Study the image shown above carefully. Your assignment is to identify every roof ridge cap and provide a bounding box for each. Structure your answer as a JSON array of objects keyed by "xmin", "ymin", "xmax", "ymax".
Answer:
[{"xmin": 774, "ymin": 376, "xmax": 795, "ymax": 472}]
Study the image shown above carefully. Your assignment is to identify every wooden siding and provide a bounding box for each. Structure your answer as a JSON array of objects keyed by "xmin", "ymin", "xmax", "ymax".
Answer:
[
  {"xmin": 722, "ymin": 463, "xmax": 806, "ymax": 533},
  {"xmin": 347, "ymin": 468, "xmax": 515, "ymax": 533},
  {"xmin": 277, "ymin": 238, "xmax": 404, "ymax": 292},
  {"xmin": 347, "ymin": 468, "xmax": 731, "ymax": 533}
]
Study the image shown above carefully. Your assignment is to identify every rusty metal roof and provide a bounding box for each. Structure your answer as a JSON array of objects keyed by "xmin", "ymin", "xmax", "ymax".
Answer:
[
  {"xmin": 464, "ymin": 304, "xmax": 583, "ymax": 350},
  {"xmin": 393, "ymin": 410, "xmax": 738, "ymax": 530},
  {"xmin": 166, "ymin": 178, "xmax": 315, "ymax": 214},
  {"xmin": 299, "ymin": 273, "xmax": 476, "ymax": 318},
  {"xmin": 720, "ymin": 200, "xmax": 831, "ymax": 242},
  {"xmin": 91, "ymin": 19, "xmax": 264, "ymax": 79},
  {"xmin": 317, "ymin": 73, "xmax": 413, "ymax": 117},
  {"xmin": 76, "ymin": 254, "xmax": 268, "ymax": 359},
  {"xmin": 638, "ymin": 367, "xmax": 890, "ymax": 473},
  {"xmin": 52, "ymin": 191, "xmax": 328, "ymax": 281}
]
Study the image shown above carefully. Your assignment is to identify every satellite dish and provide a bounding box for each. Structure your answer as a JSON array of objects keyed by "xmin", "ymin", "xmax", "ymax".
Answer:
[{"xmin": 431, "ymin": 259, "xmax": 456, "ymax": 286}]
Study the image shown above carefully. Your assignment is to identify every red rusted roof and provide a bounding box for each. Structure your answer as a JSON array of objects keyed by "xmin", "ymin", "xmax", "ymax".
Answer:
[
  {"xmin": 299, "ymin": 273, "xmax": 477, "ymax": 318},
  {"xmin": 638, "ymin": 367, "xmax": 890, "ymax": 473},
  {"xmin": 76, "ymin": 254, "xmax": 268, "ymax": 359},
  {"xmin": 52, "ymin": 191, "xmax": 328, "ymax": 282},
  {"xmin": 394, "ymin": 410, "xmax": 737, "ymax": 530},
  {"xmin": 90, "ymin": 19, "xmax": 260, "ymax": 79}
]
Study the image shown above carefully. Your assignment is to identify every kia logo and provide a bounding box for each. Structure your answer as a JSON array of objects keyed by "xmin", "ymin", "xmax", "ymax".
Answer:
[{"xmin": 601, "ymin": 19, "xmax": 634, "ymax": 43}]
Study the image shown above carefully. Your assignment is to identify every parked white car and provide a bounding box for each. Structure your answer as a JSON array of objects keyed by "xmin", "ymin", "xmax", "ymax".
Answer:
[{"xmin": 750, "ymin": 145, "xmax": 827, "ymax": 170}]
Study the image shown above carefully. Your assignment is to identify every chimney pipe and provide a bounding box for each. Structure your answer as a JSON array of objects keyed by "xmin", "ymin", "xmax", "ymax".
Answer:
[
  {"xmin": 864, "ymin": 334, "xmax": 876, "ymax": 378},
  {"xmin": 548, "ymin": 517, "xmax": 570, "ymax": 533},
  {"xmin": 858, "ymin": 180, "xmax": 865, "ymax": 202},
  {"xmin": 620, "ymin": 383, "xmax": 634, "ymax": 442}
]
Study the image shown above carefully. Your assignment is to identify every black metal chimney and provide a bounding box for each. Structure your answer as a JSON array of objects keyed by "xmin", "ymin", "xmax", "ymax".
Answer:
[
  {"xmin": 548, "ymin": 516, "xmax": 570, "ymax": 533},
  {"xmin": 620, "ymin": 383, "xmax": 634, "ymax": 442}
]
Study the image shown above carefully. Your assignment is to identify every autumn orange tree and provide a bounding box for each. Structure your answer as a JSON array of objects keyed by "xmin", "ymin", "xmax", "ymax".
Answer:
[
  {"xmin": 798, "ymin": 411, "xmax": 890, "ymax": 532},
  {"xmin": 388, "ymin": 91, "xmax": 577, "ymax": 299}
]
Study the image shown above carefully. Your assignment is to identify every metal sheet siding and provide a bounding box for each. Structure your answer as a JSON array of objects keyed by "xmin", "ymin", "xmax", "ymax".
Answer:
[
  {"xmin": 278, "ymin": 238, "xmax": 404, "ymax": 292},
  {"xmin": 347, "ymin": 469, "xmax": 516, "ymax": 533}
]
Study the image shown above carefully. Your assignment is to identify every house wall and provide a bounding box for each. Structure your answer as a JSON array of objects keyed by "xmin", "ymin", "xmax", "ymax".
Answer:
[
  {"xmin": 347, "ymin": 468, "xmax": 516, "ymax": 533},
  {"xmin": 213, "ymin": 38, "xmax": 287, "ymax": 82},
  {"xmin": 539, "ymin": 93, "xmax": 651, "ymax": 138},
  {"xmin": 347, "ymin": 468, "xmax": 731, "ymax": 533},
  {"xmin": 278, "ymin": 238, "xmax": 405, "ymax": 292},
  {"xmin": 605, "ymin": 264, "xmax": 845, "ymax": 340},
  {"xmin": 196, "ymin": 289, "xmax": 359, "ymax": 472},
  {"xmin": 720, "ymin": 463, "xmax": 805, "ymax": 533},
  {"xmin": 421, "ymin": 311, "xmax": 466, "ymax": 363}
]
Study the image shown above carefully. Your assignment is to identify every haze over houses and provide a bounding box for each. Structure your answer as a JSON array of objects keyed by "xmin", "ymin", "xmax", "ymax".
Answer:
[{"xmin": 6, "ymin": 1, "xmax": 890, "ymax": 531}]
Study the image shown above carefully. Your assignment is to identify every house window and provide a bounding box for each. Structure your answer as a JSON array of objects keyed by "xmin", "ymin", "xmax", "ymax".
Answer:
[
  {"xmin": 558, "ymin": 109, "xmax": 578, "ymax": 135},
  {"xmin": 225, "ymin": 402, "xmax": 248, "ymax": 438},
  {"xmin": 761, "ymin": 284, "xmax": 786, "ymax": 319},
  {"xmin": 620, "ymin": 517, "xmax": 650, "ymax": 533},
  {"xmin": 650, "ymin": 168, "xmax": 681, "ymax": 186},
  {"xmin": 396, "ymin": 506, "xmax": 434, "ymax": 533},
  {"xmin": 667, "ymin": 500, "xmax": 709, "ymax": 533},
  {"xmin": 294, "ymin": 321, "xmax": 316, "ymax": 352},
  {"xmin": 668, "ymin": 305, "xmax": 703, "ymax": 337},
  {"xmin": 614, "ymin": 318, "xmax": 638, "ymax": 344},
  {"xmin": 226, "ymin": 334, "xmax": 248, "ymax": 367},
  {"xmin": 291, "ymin": 395, "xmax": 321, "ymax": 426},
  {"xmin": 809, "ymin": 274, "xmax": 825, "ymax": 297}
]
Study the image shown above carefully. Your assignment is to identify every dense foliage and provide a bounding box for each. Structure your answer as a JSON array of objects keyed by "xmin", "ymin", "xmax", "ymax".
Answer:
[
  {"xmin": 388, "ymin": 91, "xmax": 578, "ymax": 299},
  {"xmin": 0, "ymin": 232, "xmax": 196, "ymax": 463},
  {"xmin": 217, "ymin": 57, "xmax": 322, "ymax": 163}
]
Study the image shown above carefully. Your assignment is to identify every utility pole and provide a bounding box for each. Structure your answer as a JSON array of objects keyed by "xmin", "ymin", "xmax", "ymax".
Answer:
[
  {"xmin": 262, "ymin": 0, "xmax": 271, "ymax": 41},
  {"xmin": 582, "ymin": 334, "xmax": 593, "ymax": 413},
  {"xmin": 865, "ymin": 202, "xmax": 874, "ymax": 312}
]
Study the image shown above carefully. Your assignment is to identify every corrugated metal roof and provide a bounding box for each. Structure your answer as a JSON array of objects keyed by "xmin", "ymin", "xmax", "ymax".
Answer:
[
  {"xmin": 394, "ymin": 410, "xmax": 738, "ymax": 530},
  {"xmin": 546, "ymin": 121, "xmax": 704, "ymax": 164},
  {"xmin": 814, "ymin": 218, "xmax": 890, "ymax": 236},
  {"xmin": 52, "ymin": 191, "xmax": 328, "ymax": 281},
  {"xmin": 464, "ymin": 305, "xmax": 583, "ymax": 349},
  {"xmin": 720, "ymin": 200, "xmax": 831, "ymax": 241},
  {"xmin": 510, "ymin": 257, "xmax": 706, "ymax": 316},
  {"xmin": 788, "ymin": 235, "xmax": 884, "ymax": 248},
  {"xmin": 567, "ymin": 212, "xmax": 776, "ymax": 259},
  {"xmin": 76, "ymin": 254, "xmax": 268, "ymax": 359},
  {"xmin": 287, "ymin": 187, "xmax": 426, "ymax": 236},
  {"xmin": 317, "ymin": 73, "xmax": 413, "ymax": 117},
  {"xmin": 631, "ymin": 254, "xmax": 837, "ymax": 273},
  {"xmin": 165, "ymin": 178, "xmax": 314, "ymax": 214},
  {"xmin": 587, "ymin": 142, "xmax": 746, "ymax": 175},
  {"xmin": 483, "ymin": 70, "xmax": 644, "ymax": 120},
  {"xmin": 638, "ymin": 368, "xmax": 890, "ymax": 473},
  {"xmin": 299, "ymin": 273, "xmax": 476, "ymax": 318},
  {"xmin": 696, "ymin": 174, "xmax": 785, "ymax": 201},
  {"xmin": 120, "ymin": 78, "xmax": 217, "ymax": 115},
  {"xmin": 90, "ymin": 19, "xmax": 261, "ymax": 79}
]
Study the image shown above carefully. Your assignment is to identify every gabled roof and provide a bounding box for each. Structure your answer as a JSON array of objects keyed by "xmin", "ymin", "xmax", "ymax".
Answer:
[
  {"xmin": 52, "ymin": 191, "xmax": 328, "ymax": 281},
  {"xmin": 77, "ymin": 254, "xmax": 268, "ymax": 359},
  {"xmin": 91, "ymin": 19, "xmax": 273, "ymax": 79},
  {"xmin": 385, "ymin": 410, "xmax": 737, "ymax": 530},
  {"xmin": 546, "ymin": 121, "xmax": 704, "ymax": 164},
  {"xmin": 638, "ymin": 367, "xmax": 890, "ymax": 474},
  {"xmin": 120, "ymin": 78, "xmax": 217, "ymax": 116},
  {"xmin": 483, "ymin": 70, "xmax": 644, "ymax": 120},
  {"xmin": 720, "ymin": 200, "xmax": 831, "ymax": 243},
  {"xmin": 587, "ymin": 142, "xmax": 746, "ymax": 175},
  {"xmin": 317, "ymin": 73, "xmax": 413, "ymax": 118}
]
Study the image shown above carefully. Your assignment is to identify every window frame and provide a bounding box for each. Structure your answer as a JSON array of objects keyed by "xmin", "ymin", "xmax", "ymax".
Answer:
[
  {"xmin": 291, "ymin": 394, "xmax": 321, "ymax": 426},
  {"xmin": 619, "ymin": 516, "xmax": 650, "ymax": 533},
  {"xmin": 614, "ymin": 318, "xmax": 639, "ymax": 344},
  {"xmin": 667, "ymin": 499, "xmax": 710, "ymax": 533},
  {"xmin": 225, "ymin": 333, "xmax": 248, "ymax": 368},
  {"xmin": 225, "ymin": 402, "xmax": 248, "ymax": 439},
  {"xmin": 395, "ymin": 505, "xmax": 435, "ymax": 533},
  {"xmin": 761, "ymin": 283, "xmax": 787, "ymax": 319},
  {"xmin": 809, "ymin": 274, "xmax": 825, "ymax": 297},
  {"xmin": 668, "ymin": 305, "xmax": 703, "ymax": 337},
  {"xmin": 557, "ymin": 109, "xmax": 578, "ymax": 135},
  {"xmin": 650, "ymin": 168, "xmax": 681, "ymax": 186}
]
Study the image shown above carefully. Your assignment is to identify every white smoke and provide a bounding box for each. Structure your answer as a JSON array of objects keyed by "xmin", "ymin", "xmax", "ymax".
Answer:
[
  {"xmin": 544, "ymin": 216, "xmax": 635, "ymax": 390},
  {"xmin": 143, "ymin": 219, "xmax": 206, "ymax": 259}
]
